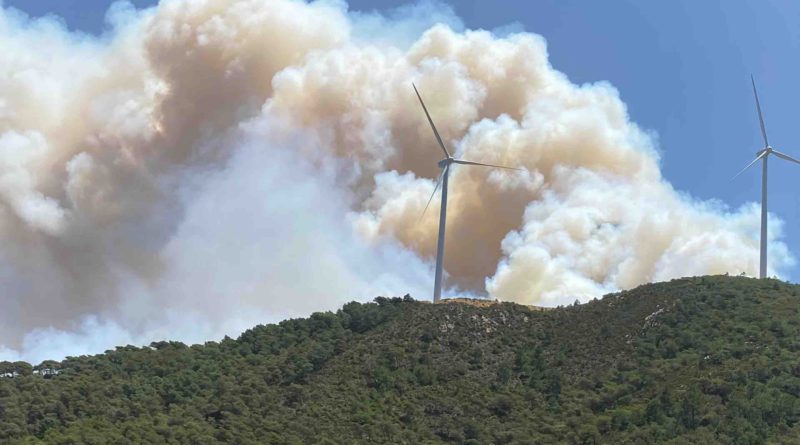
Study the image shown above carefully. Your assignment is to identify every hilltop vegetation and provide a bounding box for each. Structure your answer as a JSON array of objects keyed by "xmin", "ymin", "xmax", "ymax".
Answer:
[{"xmin": 2, "ymin": 276, "xmax": 800, "ymax": 444}]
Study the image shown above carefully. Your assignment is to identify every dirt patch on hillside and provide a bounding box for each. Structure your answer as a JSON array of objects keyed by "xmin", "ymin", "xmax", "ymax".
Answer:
[{"xmin": 441, "ymin": 297, "xmax": 551, "ymax": 311}]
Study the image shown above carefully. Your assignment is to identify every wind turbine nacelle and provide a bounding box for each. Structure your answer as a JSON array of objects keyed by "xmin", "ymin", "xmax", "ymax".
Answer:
[{"xmin": 438, "ymin": 158, "xmax": 451, "ymax": 169}]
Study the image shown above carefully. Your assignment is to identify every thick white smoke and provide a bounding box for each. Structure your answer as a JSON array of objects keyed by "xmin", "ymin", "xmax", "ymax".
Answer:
[{"xmin": 0, "ymin": 0, "xmax": 793, "ymax": 362}]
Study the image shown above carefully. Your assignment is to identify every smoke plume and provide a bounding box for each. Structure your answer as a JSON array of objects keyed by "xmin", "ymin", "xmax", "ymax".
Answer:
[{"xmin": 0, "ymin": 0, "xmax": 792, "ymax": 362}]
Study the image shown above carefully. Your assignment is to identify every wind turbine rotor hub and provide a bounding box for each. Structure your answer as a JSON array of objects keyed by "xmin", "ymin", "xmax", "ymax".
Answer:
[{"xmin": 438, "ymin": 158, "xmax": 451, "ymax": 169}]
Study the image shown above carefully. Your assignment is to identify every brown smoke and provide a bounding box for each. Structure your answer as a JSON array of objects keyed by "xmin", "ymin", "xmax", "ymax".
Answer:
[{"xmin": 0, "ymin": 0, "xmax": 791, "ymax": 361}]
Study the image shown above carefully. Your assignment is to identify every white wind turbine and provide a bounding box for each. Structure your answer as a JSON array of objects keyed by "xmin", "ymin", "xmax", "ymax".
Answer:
[
  {"xmin": 733, "ymin": 75, "xmax": 800, "ymax": 278},
  {"xmin": 413, "ymin": 83, "xmax": 522, "ymax": 302}
]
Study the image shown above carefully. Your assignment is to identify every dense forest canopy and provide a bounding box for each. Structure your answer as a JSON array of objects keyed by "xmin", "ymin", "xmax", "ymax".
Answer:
[{"xmin": 2, "ymin": 276, "xmax": 800, "ymax": 444}]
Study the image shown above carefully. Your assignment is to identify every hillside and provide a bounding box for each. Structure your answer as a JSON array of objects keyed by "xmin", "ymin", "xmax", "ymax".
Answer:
[{"xmin": 2, "ymin": 276, "xmax": 800, "ymax": 444}]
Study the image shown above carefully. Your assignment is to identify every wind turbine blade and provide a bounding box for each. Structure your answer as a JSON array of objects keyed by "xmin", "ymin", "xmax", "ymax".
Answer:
[
  {"xmin": 452, "ymin": 159, "xmax": 523, "ymax": 171},
  {"xmin": 732, "ymin": 151, "xmax": 767, "ymax": 180},
  {"xmin": 421, "ymin": 166, "xmax": 446, "ymax": 220},
  {"xmin": 772, "ymin": 150, "xmax": 800, "ymax": 165},
  {"xmin": 412, "ymin": 83, "xmax": 451, "ymax": 158},
  {"xmin": 751, "ymin": 75, "xmax": 769, "ymax": 147}
]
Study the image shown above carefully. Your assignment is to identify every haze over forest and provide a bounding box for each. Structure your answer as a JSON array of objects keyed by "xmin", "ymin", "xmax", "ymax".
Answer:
[{"xmin": 3, "ymin": 277, "xmax": 800, "ymax": 444}]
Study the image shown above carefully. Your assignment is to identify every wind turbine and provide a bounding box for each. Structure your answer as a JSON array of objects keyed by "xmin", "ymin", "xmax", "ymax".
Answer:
[
  {"xmin": 733, "ymin": 75, "xmax": 800, "ymax": 278},
  {"xmin": 413, "ymin": 83, "xmax": 521, "ymax": 302}
]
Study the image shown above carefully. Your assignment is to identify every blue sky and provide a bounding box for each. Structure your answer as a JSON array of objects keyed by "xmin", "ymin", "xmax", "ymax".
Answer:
[{"xmin": 6, "ymin": 0, "xmax": 800, "ymax": 280}]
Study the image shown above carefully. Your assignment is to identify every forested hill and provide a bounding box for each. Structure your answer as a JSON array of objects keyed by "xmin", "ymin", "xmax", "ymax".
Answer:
[{"xmin": 3, "ymin": 276, "xmax": 800, "ymax": 444}]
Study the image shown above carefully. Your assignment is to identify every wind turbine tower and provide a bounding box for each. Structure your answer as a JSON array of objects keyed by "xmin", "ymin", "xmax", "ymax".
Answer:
[
  {"xmin": 733, "ymin": 76, "xmax": 800, "ymax": 278},
  {"xmin": 413, "ymin": 84, "xmax": 521, "ymax": 302}
]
